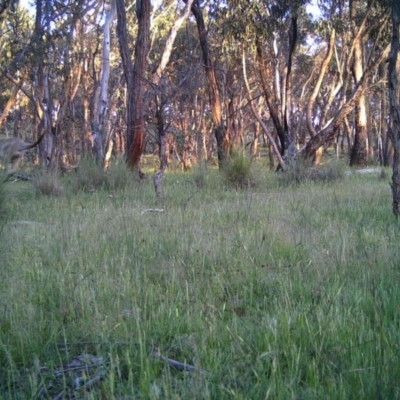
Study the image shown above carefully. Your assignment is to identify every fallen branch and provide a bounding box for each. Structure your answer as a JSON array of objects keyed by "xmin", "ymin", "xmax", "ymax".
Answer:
[
  {"xmin": 151, "ymin": 345, "xmax": 209, "ymax": 374},
  {"xmin": 141, "ymin": 208, "xmax": 165, "ymax": 214}
]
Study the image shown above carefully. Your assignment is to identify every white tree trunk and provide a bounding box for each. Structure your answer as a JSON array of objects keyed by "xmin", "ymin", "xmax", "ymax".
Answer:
[{"xmin": 93, "ymin": 0, "xmax": 116, "ymax": 164}]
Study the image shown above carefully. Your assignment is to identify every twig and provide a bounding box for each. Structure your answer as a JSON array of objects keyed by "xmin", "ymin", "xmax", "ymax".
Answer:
[
  {"xmin": 141, "ymin": 208, "xmax": 165, "ymax": 214},
  {"xmin": 151, "ymin": 346, "xmax": 209, "ymax": 374}
]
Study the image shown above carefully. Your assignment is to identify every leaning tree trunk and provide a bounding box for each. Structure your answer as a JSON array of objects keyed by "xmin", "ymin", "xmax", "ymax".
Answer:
[
  {"xmin": 388, "ymin": 0, "xmax": 400, "ymax": 216},
  {"xmin": 302, "ymin": 44, "xmax": 390, "ymax": 160},
  {"xmin": 190, "ymin": 0, "xmax": 228, "ymax": 167},
  {"xmin": 306, "ymin": 28, "xmax": 335, "ymax": 165}
]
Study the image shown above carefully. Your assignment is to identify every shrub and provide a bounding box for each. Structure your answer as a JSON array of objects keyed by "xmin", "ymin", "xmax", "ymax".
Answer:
[
  {"xmin": 104, "ymin": 159, "xmax": 135, "ymax": 191},
  {"xmin": 222, "ymin": 151, "xmax": 256, "ymax": 189},
  {"xmin": 72, "ymin": 156, "xmax": 109, "ymax": 193},
  {"xmin": 72, "ymin": 157, "xmax": 135, "ymax": 193},
  {"xmin": 33, "ymin": 168, "xmax": 63, "ymax": 197},
  {"xmin": 192, "ymin": 161, "xmax": 209, "ymax": 189},
  {"xmin": 276, "ymin": 159, "xmax": 345, "ymax": 186}
]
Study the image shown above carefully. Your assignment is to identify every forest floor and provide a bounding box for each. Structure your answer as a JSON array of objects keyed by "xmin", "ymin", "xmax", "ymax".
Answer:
[{"xmin": 1, "ymin": 158, "xmax": 399, "ymax": 399}]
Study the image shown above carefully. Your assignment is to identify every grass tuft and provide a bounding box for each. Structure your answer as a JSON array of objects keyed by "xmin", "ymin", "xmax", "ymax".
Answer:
[
  {"xmin": 71, "ymin": 156, "xmax": 109, "ymax": 192},
  {"xmin": 277, "ymin": 159, "xmax": 345, "ymax": 186},
  {"xmin": 1, "ymin": 161, "xmax": 399, "ymax": 398},
  {"xmin": 222, "ymin": 151, "xmax": 257, "ymax": 189},
  {"xmin": 104, "ymin": 158, "xmax": 136, "ymax": 191},
  {"xmin": 0, "ymin": 175, "xmax": 7, "ymax": 234},
  {"xmin": 72, "ymin": 157, "xmax": 135, "ymax": 193},
  {"xmin": 33, "ymin": 168, "xmax": 63, "ymax": 197},
  {"xmin": 192, "ymin": 161, "xmax": 210, "ymax": 188}
]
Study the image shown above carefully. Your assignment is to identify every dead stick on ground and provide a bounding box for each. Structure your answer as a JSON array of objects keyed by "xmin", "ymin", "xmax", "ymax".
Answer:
[{"xmin": 151, "ymin": 346, "xmax": 209, "ymax": 374}]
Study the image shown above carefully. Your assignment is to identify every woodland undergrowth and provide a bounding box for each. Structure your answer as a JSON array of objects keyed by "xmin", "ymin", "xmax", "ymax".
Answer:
[{"xmin": 0, "ymin": 159, "xmax": 399, "ymax": 399}]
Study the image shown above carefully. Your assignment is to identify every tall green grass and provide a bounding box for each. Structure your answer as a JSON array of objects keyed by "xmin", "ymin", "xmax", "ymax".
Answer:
[{"xmin": 0, "ymin": 165, "xmax": 399, "ymax": 399}]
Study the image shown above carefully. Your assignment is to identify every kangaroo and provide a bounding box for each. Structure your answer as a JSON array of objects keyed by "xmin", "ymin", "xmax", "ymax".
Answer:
[{"xmin": 0, "ymin": 132, "xmax": 45, "ymax": 175}]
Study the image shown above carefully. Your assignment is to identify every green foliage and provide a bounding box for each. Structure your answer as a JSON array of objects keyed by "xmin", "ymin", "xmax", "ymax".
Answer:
[
  {"xmin": 71, "ymin": 156, "xmax": 109, "ymax": 192},
  {"xmin": 1, "ymin": 167, "xmax": 399, "ymax": 398},
  {"xmin": 276, "ymin": 159, "xmax": 345, "ymax": 186},
  {"xmin": 192, "ymin": 161, "xmax": 210, "ymax": 189},
  {"xmin": 222, "ymin": 151, "xmax": 257, "ymax": 189},
  {"xmin": 105, "ymin": 158, "xmax": 136, "ymax": 191},
  {"xmin": 33, "ymin": 168, "xmax": 63, "ymax": 197},
  {"xmin": 71, "ymin": 157, "xmax": 135, "ymax": 193}
]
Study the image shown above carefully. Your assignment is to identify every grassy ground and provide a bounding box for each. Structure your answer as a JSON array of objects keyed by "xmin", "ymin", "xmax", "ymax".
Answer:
[{"xmin": 0, "ymin": 161, "xmax": 400, "ymax": 399}]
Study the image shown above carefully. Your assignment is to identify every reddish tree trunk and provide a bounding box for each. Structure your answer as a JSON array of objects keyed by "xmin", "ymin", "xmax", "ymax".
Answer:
[{"xmin": 116, "ymin": 0, "xmax": 150, "ymax": 173}]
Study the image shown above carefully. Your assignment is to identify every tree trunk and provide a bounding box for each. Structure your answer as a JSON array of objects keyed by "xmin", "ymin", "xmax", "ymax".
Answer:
[
  {"xmin": 116, "ymin": 0, "xmax": 150, "ymax": 174},
  {"xmin": 128, "ymin": 0, "xmax": 150, "ymax": 172},
  {"xmin": 243, "ymin": 49, "xmax": 287, "ymax": 171},
  {"xmin": 388, "ymin": 0, "xmax": 400, "ymax": 216},
  {"xmin": 254, "ymin": 16, "xmax": 298, "ymax": 167},
  {"xmin": 92, "ymin": 0, "xmax": 116, "ymax": 164},
  {"xmin": 302, "ymin": 44, "xmax": 390, "ymax": 160},
  {"xmin": 282, "ymin": 18, "xmax": 298, "ymax": 164},
  {"xmin": 350, "ymin": 1, "xmax": 368, "ymax": 166},
  {"xmin": 190, "ymin": 0, "xmax": 228, "ymax": 167},
  {"xmin": 306, "ymin": 28, "xmax": 335, "ymax": 164},
  {"xmin": 151, "ymin": 0, "xmax": 194, "ymax": 198},
  {"xmin": 34, "ymin": 0, "xmax": 51, "ymax": 167}
]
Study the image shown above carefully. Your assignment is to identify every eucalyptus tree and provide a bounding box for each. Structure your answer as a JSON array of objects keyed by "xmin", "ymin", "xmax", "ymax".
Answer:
[
  {"xmin": 223, "ymin": 0, "xmax": 309, "ymax": 168},
  {"xmin": 301, "ymin": 0, "xmax": 390, "ymax": 163},
  {"xmin": 13, "ymin": 0, "xmax": 103, "ymax": 168},
  {"xmin": 116, "ymin": 0, "xmax": 151, "ymax": 174},
  {"xmin": 388, "ymin": 0, "xmax": 400, "ymax": 215},
  {"xmin": 0, "ymin": 1, "xmax": 33, "ymax": 132},
  {"xmin": 149, "ymin": 0, "xmax": 194, "ymax": 197},
  {"xmin": 187, "ymin": 0, "xmax": 229, "ymax": 167},
  {"xmin": 92, "ymin": 0, "xmax": 116, "ymax": 166},
  {"xmin": 348, "ymin": 0, "xmax": 390, "ymax": 166}
]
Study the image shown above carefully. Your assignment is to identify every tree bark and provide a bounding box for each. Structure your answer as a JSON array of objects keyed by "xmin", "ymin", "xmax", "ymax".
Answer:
[
  {"xmin": 128, "ymin": 0, "xmax": 151, "ymax": 171},
  {"xmin": 388, "ymin": 0, "xmax": 400, "ymax": 216},
  {"xmin": 349, "ymin": 0, "xmax": 368, "ymax": 167},
  {"xmin": 255, "ymin": 17, "xmax": 298, "ymax": 166},
  {"xmin": 242, "ymin": 49, "xmax": 287, "ymax": 171},
  {"xmin": 151, "ymin": 0, "xmax": 194, "ymax": 198},
  {"xmin": 302, "ymin": 44, "xmax": 390, "ymax": 160},
  {"xmin": 282, "ymin": 17, "xmax": 298, "ymax": 164},
  {"xmin": 306, "ymin": 28, "xmax": 335, "ymax": 164},
  {"xmin": 306, "ymin": 29, "xmax": 336, "ymax": 139},
  {"xmin": 92, "ymin": 0, "xmax": 116, "ymax": 164},
  {"xmin": 116, "ymin": 0, "xmax": 151, "ymax": 174},
  {"xmin": 190, "ymin": 0, "xmax": 228, "ymax": 167}
]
